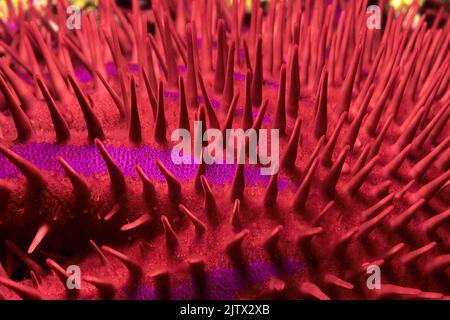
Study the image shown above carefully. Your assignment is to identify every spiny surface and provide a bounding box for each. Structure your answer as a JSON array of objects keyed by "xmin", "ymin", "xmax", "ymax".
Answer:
[{"xmin": 0, "ymin": 0, "xmax": 449, "ymax": 300}]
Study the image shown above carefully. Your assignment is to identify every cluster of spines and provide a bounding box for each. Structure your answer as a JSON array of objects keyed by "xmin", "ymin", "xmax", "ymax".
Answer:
[{"xmin": 0, "ymin": 0, "xmax": 448, "ymax": 300}]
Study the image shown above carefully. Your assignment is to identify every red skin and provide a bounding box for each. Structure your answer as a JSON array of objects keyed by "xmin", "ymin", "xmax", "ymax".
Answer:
[{"xmin": 0, "ymin": 1, "xmax": 449, "ymax": 300}]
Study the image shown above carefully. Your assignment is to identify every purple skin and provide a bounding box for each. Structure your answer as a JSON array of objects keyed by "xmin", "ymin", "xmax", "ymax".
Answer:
[
  {"xmin": 0, "ymin": 142, "xmax": 292, "ymax": 190},
  {"xmin": 128, "ymin": 260, "xmax": 305, "ymax": 300}
]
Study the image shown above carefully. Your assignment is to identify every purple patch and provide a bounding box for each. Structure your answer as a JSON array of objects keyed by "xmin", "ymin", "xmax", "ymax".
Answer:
[
  {"xmin": 130, "ymin": 259, "xmax": 305, "ymax": 300},
  {"xmin": 0, "ymin": 143, "xmax": 292, "ymax": 191}
]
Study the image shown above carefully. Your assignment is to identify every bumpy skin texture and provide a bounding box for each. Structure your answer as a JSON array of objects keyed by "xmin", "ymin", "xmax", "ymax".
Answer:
[{"xmin": 0, "ymin": 0, "xmax": 449, "ymax": 300}]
